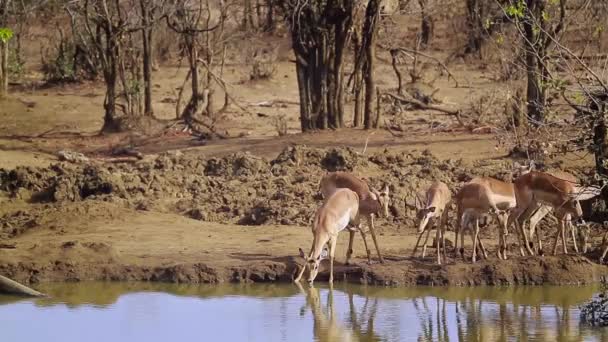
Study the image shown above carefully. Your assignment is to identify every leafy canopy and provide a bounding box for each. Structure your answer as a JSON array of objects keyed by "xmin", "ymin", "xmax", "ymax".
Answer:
[{"xmin": 0, "ymin": 28, "xmax": 13, "ymax": 44}]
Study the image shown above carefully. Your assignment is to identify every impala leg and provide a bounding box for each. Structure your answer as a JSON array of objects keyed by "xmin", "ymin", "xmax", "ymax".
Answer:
[
  {"xmin": 508, "ymin": 207, "xmax": 525, "ymax": 256},
  {"xmin": 367, "ymin": 214, "xmax": 384, "ymax": 263},
  {"xmin": 497, "ymin": 231, "xmax": 503, "ymax": 259},
  {"xmin": 422, "ymin": 227, "xmax": 432, "ymax": 258},
  {"xmin": 358, "ymin": 226, "xmax": 372, "ymax": 263},
  {"xmin": 561, "ymin": 219, "xmax": 568, "ymax": 255},
  {"xmin": 436, "ymin": 223, "xmax": 442, "ymax": 265},
  {"xmin": 520, "ymin": 220, "xmax": 534, "ymax": 256},
  {"xmin": 569, "ymin": 219, "xmax": 579, "ymax": 254},
  {"xmin": 453, "ymin": 225, "xmax": 459, "ymax": 255},
  {"xmin": 329, "ymin": 236, "xmax": 337, "ymax": 284},
  {"xmin": 478, "ymin": 234, "xmax": 488, "ymax": 259},
  {"xmin": 600, "ymin": 244, "xmax": 608, "ymax": 264},
  {"xmin": 345, "ymin": 229, "xmax": 356, "ymax": 265},
  {"xmin": 472, "ymin": 219, "xmax": 479, "ymax": 263},
  {"xmin": 552, "ymin": 223, "xmax": 561, "ymax": 256},
  {"xmin": 295, "ymin": 262, "xmax": 307, "ymax": 283},
  {"xmin": 412, "ymin": 230, "xmax": 425, "ymax": 257},
  {"xmin": 454, "ymin": 206, "xmax": 462, "ymax": 256},
  {"xmin": 515, "ymin": 221, "xmax": 527, "ymax": 256},
  {"xmin": 536, "ymin": 225, "xmax": 543, "ymax": 256},
  {"xmin": 440, "ymin": 212, "xmax": 448, "ymax": 261},
  {"xmin": 460, "ymin": 225, "xmax": 466, "ymax": 260}
]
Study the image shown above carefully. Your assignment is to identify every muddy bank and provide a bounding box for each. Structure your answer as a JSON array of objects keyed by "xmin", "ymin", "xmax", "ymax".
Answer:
[
  {"xmin": 1, "ymin": 145, "xmax": 518, "ymax": 237},
  {"xmin": 2, "ymin": 253, "xmax": 606, "ymax": 287},
  {"xmin": 1, "ymin": 146, "xmax": 606, "ymax": 289}
]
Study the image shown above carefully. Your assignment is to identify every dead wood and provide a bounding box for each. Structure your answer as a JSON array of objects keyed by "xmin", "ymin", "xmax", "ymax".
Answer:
[
  {"xmin": 0, "ymin": 274, "xmax": 46, "ymax": 297},
  {"xmin": 384, "ymin": 92, "xmax": 464, "ymax": 125}
]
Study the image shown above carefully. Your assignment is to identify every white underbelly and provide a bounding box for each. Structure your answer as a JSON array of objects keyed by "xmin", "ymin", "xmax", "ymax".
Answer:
[
  {"xmin": 335, "ymin": 209, "xmax": 352, "ymax": 232},
  {"xmin": 489, "ymin": 193, "xmax": 516, "ymax": 209}
]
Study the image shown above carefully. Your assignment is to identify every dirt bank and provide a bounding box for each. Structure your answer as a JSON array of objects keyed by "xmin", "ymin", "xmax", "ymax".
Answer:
[
  {"xmin": 1, "ymin": 204, "xmax": 606, "ymax": 286},
  {"xmin": 1, "ymin": 146, "xmax": 606, "ymax": 287}
]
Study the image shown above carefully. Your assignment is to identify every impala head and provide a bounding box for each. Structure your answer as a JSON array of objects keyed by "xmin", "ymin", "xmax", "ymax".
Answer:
[
  {"xmin": 371, "ymin": 184, "xmax": 390, "ymax": 217},
  {"xmin": 494, "ymin": 209, "xmax": 510, "ymax": 236},
  {"xmin": 563, "ymin": 195, "xmax": 584, "ymax": 221},
  {"xmin": 299, "ymin": 247, "xmax": 328, "ymax": 286},
  {"xmin": 512, "ymin": 160, "xmax": 536, "ymax": 180},
  {"xmin": 416, "ymin": 206, "xmax": 436, "ymax": 233}
]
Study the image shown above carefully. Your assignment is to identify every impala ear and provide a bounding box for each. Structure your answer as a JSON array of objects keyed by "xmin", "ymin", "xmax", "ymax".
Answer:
[{"xmin": 299, "ymin": 248, "xmax": 306, "ymax": 258}]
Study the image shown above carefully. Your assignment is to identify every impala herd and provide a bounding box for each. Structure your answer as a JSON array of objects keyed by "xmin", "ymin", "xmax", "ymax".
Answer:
[{"xmin": 296, "ymin": 162, "xmax": 604, "ymax": 286}]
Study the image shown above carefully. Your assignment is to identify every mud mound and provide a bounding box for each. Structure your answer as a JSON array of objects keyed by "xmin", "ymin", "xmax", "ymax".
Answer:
[
  {"xmin": 0, "ymin": 146, "xmax": 518, "ymax": 230},
  {"xmin": 0, "ymin": 201, "xmax": 131, "ymax": 239}
]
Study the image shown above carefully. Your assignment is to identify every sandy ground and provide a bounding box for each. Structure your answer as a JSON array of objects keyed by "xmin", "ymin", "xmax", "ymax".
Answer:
[{"xmin": 1, "ymin": 201, "xmax": 606, "ymax": 286}]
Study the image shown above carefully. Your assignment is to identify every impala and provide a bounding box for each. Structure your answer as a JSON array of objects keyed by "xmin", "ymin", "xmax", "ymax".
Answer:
[
  {"xmin": 413, "ymin": 181, "xmax": 451, "ymax": 265},
  {"xmin": 295, "ymin": 188, "xmax": 360, "ymax": 285},
  {"xmin": 319, "ymin": 171, "xmax": 389, "ymax": 264},
  {"xmin": 509, "ymin": 171, "xmax": 591, "ymax": 256},
  {"xmin": 455, "ymin": 181, "xmax": 510, "ymax": 262}
]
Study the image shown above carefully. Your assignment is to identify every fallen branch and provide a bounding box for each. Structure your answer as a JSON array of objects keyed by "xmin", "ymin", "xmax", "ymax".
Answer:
[
  {"xmin": 382, "ymin": 45, "xmax": 460, "ymax": 87},
  {"xmin": 252, "ymin": 100, "xmax": 300, "ymax": 107},
  {"xmin": 0, "ymin": 275, "xmax": 46, "ymax": 297},
  {"xmin": 384, "ymin": 119, "xmax": 405, "ymax": 138},
  {"xmin": 361, "ymin": 131, "xmax": 376, "ymax": 154},
  {"xmin": 384, "ymin": 92, "xmax": 464, "ymax": 126}
]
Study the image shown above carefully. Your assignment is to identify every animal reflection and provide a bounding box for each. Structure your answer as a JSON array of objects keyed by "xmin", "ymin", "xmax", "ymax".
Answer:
[{"xmin": 296, "ymin": 283, "xmax": 381, "ymax": 342}]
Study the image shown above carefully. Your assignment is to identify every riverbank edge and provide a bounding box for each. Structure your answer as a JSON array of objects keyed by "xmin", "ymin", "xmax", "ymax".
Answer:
[{"xmin": 2, "ymin": 254, "xmax": 607, "ymax": 288}]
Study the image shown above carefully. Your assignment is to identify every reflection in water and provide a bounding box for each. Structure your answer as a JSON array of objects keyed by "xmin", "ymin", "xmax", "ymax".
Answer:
[{"xmin": 0, "ymin": 282, "xmax": 606, "ymax": 342}]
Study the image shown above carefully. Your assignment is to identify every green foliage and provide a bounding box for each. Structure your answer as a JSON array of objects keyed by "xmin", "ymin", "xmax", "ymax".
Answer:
[
  {"xmin": 7, "ymin": 48, "xmax": 25, "ymax": 78},
  {"xmin": 42, "ymin": 41, "xmax": 77, "ymax": 83},
  {"xmin": 593, "ymin": 25, "xmax": 605, "ymax": 38},
  {"xmin": 505, "ymin": 1, "xmax": 526, "ymax": 19},
  {"xmin": 125, "ymin": 79, "xmax": 141, "ymax": 96},
  {"xmin": 541, "ymin": 10, "xmax": 550, "ymax": 22},
  {"xmin": 483, "ymin": 18, "xmax": 493, "ymax": 30},
  {"xmin": 0, "ymin": 27, "xmax": 13, "ymax": 44}
]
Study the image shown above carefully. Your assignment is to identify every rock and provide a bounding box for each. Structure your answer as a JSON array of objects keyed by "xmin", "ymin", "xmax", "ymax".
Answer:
[{"xmin": 57, "ymin": 150, "xmax": 89, "ymax": 163}]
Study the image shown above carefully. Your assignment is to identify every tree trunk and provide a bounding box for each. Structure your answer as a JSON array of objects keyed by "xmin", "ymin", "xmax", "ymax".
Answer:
[
  {"xmin": 390, "ymin": 49, "xmax": 403, "ymax": 95},
  {"xmin": 264, "ymin": 0, "xmax": 275, "ymax": 32},
  {"xmin": 523, "ymin": 0, "xmax": 545, "ymax": 125},
  {"xmin": 418, "ymin": 0, "xmax": 433, "ymax": 48},
  {"xmin": 280, "ymin": 0, "xmax": 353, "ymax": 132},
  {"xmin": 179, "ymin": 34, "xmax": 203, "ymax": 123},
  {"xmin": 353, "ymin": 30, "xmax": 363, "ymax": 127},
  {"xmin": 363, "ymin": 0, "xmax": 382, "ymax": 130},
  {"xmin": 295, "ymin": 58, "xmax": 313, "ymax": 131},
  {"xmin": 0, "ymin": 40, "xmax": 7, "ymax": 98},
  {"xmin": 101, "ymin": 29, "xmax": 120, "ymax": 133},
  {"xmin": 140, "ymin": 0, "xmax": 153, "ymax": 116},
  {"xmin": 465, "ymin": 0, "xmax": 483, "ymax": 57},
  {"xmin": 595, "ymin": 119, "xmax": 608, "ymax": 176}
]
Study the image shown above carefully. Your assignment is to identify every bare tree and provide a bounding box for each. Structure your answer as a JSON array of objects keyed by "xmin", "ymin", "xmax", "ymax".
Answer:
[
  {"xmin": 278, "ymin": 0, "xmax": 356, "ymax": 131},
  {"xmin": 417, "ymin": 0, "xmax": 433, "ymax": 48},
  {"xmin": 139, "ymin": 0, "xmax": 170, "ymax": 116},
  {"xmin": 361, "ymin": 0, "xmax": 382, "ymax": 129},
  {"xmin": 66, "ymin": 0, "xmax": 144, "ymax": 132},
  {"xmin": 166, "ymin": 0, "xmax": 233, "ymax": 136},
  {"xmin": 502, "ymin": 0, "xmax": 570, "ymax": 125}
]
